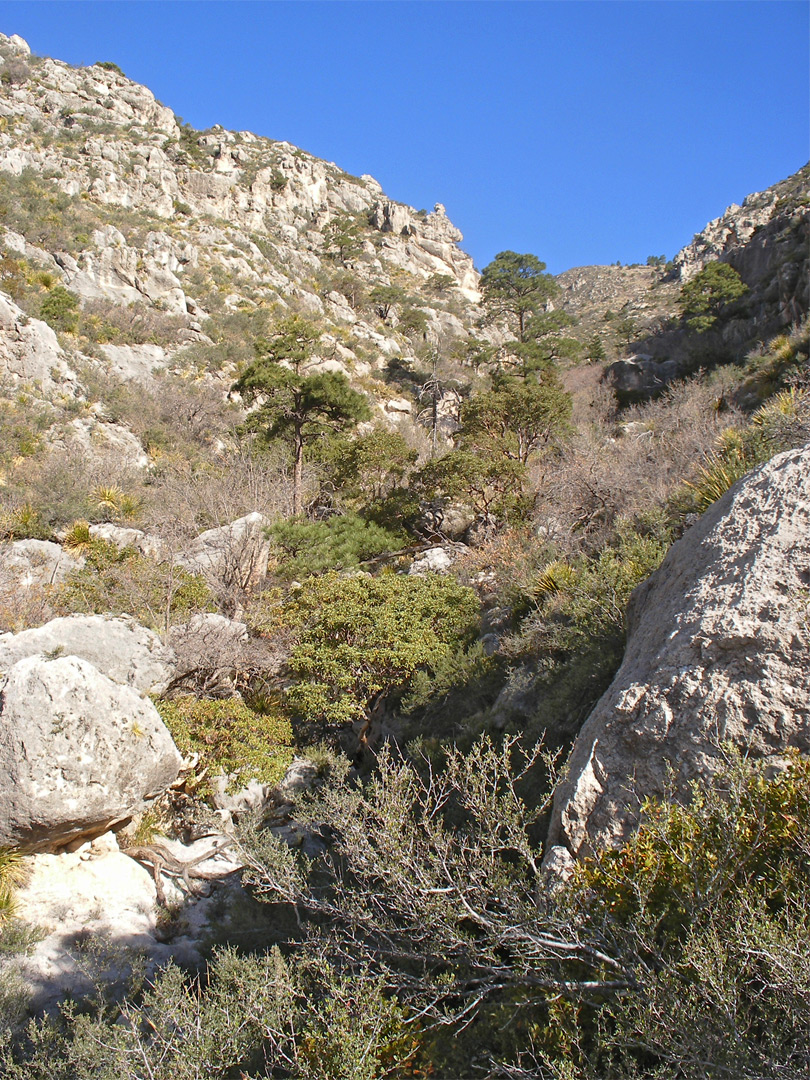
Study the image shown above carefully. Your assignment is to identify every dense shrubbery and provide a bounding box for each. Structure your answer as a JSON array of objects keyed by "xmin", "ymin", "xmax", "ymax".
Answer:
[
  {"xmin": 156, "ymin": 694, "xmax": 294, "ymax": 791},
  {"xmin": 270, "ymin": 570, "xmax": 481, "ymax": 740},
  {"xmin": 268, "ymin": 512, "xmax": 407, "ymax": 579},
  {"xmin": 3, "ymin": 750, "xmax": 807, "ymax": 1078},
  {"xmin": 57, "ymin": 539, "xmax": 214, "ymax": 633}
]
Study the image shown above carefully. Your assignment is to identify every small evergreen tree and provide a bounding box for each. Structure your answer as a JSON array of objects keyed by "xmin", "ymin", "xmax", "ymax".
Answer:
[
  {"xmin": 479, "ymin": 251, "xmax": 560, "ymax": 342},
  {"xmin": 679, "ymin": 260, "xmax": 748, "ymax": 332},
  {"xmin": 231, "ymin": 316, "xmax": 370, "ymax": 514}
]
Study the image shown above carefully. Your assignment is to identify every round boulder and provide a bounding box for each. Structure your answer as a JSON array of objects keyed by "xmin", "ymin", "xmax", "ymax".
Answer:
[{"xmin": 0, "ymin": 654, "xmax": 181, "ymax": 851}]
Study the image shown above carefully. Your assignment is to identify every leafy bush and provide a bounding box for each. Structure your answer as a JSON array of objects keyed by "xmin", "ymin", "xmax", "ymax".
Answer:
[
  {"xmin": 2, "ymin": 745, "xmax": 807, "ymax": 1079},
  {"xmin": 156, "ymin": 694, "xmax": 294, "ymax": 791},
  {"xmin": 561, "ymin": 753, "xmax": 810, "ymax": 1079},
  {"xmin": 57, "ymin": 539, "xmax": 214, "ymax": 633},
  {"xmin": 94, "ymin": 61, "xmax": 124, "ymax": 76},
  {"xmin": 39, "ymin": 285, "xmax": 80, "ymax": 333},
  {"xmin": 499, "ymin": 521, "xmax": 670, "ymax": 742},
  {"xmin": 268, "ymin": 512, "xmax": 406, "ymax": 579},
  {"xmin": 274, "ymin": 570, "xmax": 480, "ymax": 736}
]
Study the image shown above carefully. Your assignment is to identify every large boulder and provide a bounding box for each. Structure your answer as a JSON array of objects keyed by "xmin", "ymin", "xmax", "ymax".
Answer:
[
  {"xmin": 0, "ymin": 654, "xmax": 181, "ymax": 850},
  {"xmin": 545, "ymin": 444, "xmax": 810, "ymax": 868},
  {"xmin": 177, "ymin": 512, "xmax": 272, "ymax": 592},
  {"xmin": 0, "ymin": 614, "xmax": 176, "ymax": 695}
]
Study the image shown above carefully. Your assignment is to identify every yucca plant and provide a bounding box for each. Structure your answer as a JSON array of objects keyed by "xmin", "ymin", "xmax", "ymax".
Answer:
[
  {"xmin": 91, "ymin": 484, "xmax": 124, "ymax": 514},
  {"xmin": 683, "ymin": 448, "xmax": 750, "ymax": 513},
  {"xmin": 533, "ymin": 559, "xmax": 576, "ymax": 600},
  {"xmin": 63, "ymin": 518, "xmax": 92, "ymax": 551},
  {"xmin": 0, "ymin": 849, "xmax": 24, "ymax": 922}
]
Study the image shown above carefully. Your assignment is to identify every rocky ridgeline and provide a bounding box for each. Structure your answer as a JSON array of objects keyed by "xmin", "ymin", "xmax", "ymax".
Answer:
[
  {"xmin": 0, "ymin": 31, "xmax": 480, "ymax": 417},
  {"xmin": 557, "ymin": 165, "xmax": 808, "ymax": 398}
]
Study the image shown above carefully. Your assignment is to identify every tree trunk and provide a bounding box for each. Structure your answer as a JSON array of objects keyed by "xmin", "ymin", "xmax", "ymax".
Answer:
[{"xmin": 293, "ymin": 434, "xmax": 304, "ymax": 516}]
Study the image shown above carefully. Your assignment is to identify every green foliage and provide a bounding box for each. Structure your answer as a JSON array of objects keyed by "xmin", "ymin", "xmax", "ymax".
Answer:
[
  {"xmin": 322, "ymin": 213, "xmax": 365, "ymax": 264},
  {"xmin": 0, "ymin": 850, "xmax": 24, "ymax": 923},
  {"xmin": 0, "ymin": 397, "xmax": 52, "ymax": 467},
  {"xmin": 276, "ymin": 571, "xmax": 480, "ymax": 731},
  {"xmin": 672, "ymin": 387, "xmax": 810, "ymax": 516},
  {"xmin": 514, "ymin": 524, "xmax": 669, "ymax": 661},
  {"xmin": 679, "ymin": 259, "xmax": 748, "ymax": 332},
  {"xmin": 587, "ymin": 334, "xmax": 607, "ymax": 363},
  {"xmin": 564, "ymin": 754, "xmax": 810, "ymax": 1078},
  {"xmin": 367, "ymin": 283, "xmax": 407, "ymax": 323},
  {"xmin": 416, "ymin": 448, "xmax": 530, "ymax": 526},
  {"xmin": 501, "ymin": 522, "xmax": 670, "ymax": 741},
  {"xmin": 458, "ymin": 369, "xmax": 573, "ymax": 464},
  {"xmin": 232, "ymin": 316, "xmax": 370, "ymax": 514},
  {"xmin": 39, "ymin": 285, "xmax": 80, "ymax": 333},
  {"xmin": 94, "ymin": 61, "xmax": 124, "ymax": 76},
  {"xmin": 739, "ymin": 321, "xmax": 809, "ymax": 402},
  {"xmin": 0, "ymin": 170, "xmax": 160, "ymax": 252},
  {"xmin": 0, "ymin": 946, "xmax": 420, "ymax": 1079},
  {"xmin": 317, "ymin": 427, "xmax": 418, "ymax": 510},
  {"xmin": 0, "ymin": 501, "xmax": 49, "ymax": 541},
  {"xmin": 57, "ymin": 539, "xmax": 214, "ymax": 633},
  {"xmin": 613, "ymin": 313, "xmax": 638, "ymax": 347},
  {"xmin": 156, "ymin": 694, "xmax": 294, "ymax": 791},
  {"xmin": 3, "ymin": 745, "xmax": 808, "ymax": 1079},
  {"xmin": 479, "ymin": 250, "xmax": 560, "ymax": 342},
  {"xmin": 269, "ymin": 513, "xmax": 406, "ymax": 579}
]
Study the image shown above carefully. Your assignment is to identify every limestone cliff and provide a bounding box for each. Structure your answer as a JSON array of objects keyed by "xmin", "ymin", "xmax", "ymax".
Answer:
[{"xmin": 0, "ymin": 31, "xmax": 480, "ymax": 415}]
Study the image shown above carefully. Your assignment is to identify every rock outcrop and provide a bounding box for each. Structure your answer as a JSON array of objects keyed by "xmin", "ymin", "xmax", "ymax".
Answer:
[
  {"xmin": 0, "ymin": 653, "xmax": 181, "ymax": 850},
  {"xmin": 0, "ymin": 613, "xmax": 176, "ymax": 694},
  {"xmin": 0, "ymin": 538, "xmax": 84, "ymax": 586},
  {"xmin": 177, "ymin": 511, "xmax": 272, "ymax": 593},
  {"xmin": 545, "ymin": 444, "xmax": 810, "ymax": 868},
  {"xmin": 0, "ymin": 291, "xmax": 77, "ymax": 393}
]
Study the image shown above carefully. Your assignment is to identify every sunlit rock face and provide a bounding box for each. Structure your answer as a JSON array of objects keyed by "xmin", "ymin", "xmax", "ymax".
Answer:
[{"xmin": 545, "ymin": 444, "xmax": 810, "ymax": 868}]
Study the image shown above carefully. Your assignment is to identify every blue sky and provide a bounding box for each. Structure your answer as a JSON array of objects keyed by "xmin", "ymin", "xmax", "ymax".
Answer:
[{"xmin": 1, "ymin": 1, "xmax": 807, "ymax": 274}]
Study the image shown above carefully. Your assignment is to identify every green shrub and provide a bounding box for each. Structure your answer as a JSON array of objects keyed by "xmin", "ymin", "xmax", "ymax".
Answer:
[
  {"xmin": 57, "ymin": 539, "xmax": 214, "ymax": 632},
  {"xmin": 94, "ymin": 61, "xmax": 125, "ymax": 76},
  {"xmin": 275, "ymin": 570, "xmax": 480, "ymax": 735},
  {"xmin": 269, "ymin": 513, "xmax": 406, "ymax": 579},
  {"xmin": 562, "ymin": 753, "xmax": 810, "ymax": 1078},
  {"xmin": 156, "ymin": 694, "xmax": 294, "ymax": 791},
  {"xmin": 39, "ymin": 285, "xmax": 80, "ymax": 334}
]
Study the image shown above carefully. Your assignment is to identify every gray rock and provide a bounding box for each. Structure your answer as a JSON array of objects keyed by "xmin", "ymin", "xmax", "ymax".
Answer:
[
  {"xmin": 545, "ymin": 445, "xmax": 810, "ymax": 864},
  {"xmin": 0, "ymin": 292, "xmax": 77, "ymax": 392},
  {"xmin": 278, "ymin": 757, "xmax": 320, "ymax": 798},
  {"xmin": 0, "ymin": 655, "xmax": 181, "ymax": 850},
  {"xmin": 0, "ymin": 614, "xmax": 176, "ymax": 695},
  {"xmin": 0, "ymin": 539, "xmax": 84, "ymax": 586},
  {"xmin": 212, "ymin": 776, "xmax": 273, "ymax": 820},
  {"xmin": 408, "ymin": 546, "xmax": 459, "ymax": 575},
  {"xmin": 178, "ymin": 512, "xmax": 272, "ymax": 591},
  {"xmin": 605, "ymin": 356, "xmax": 679, "ymax": 401},
  {"xmin": 89, "ymin": 522, "xmax": 165, "ymax": 558}
]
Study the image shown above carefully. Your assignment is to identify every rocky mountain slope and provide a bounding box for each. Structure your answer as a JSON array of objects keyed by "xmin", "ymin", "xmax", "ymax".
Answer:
[
  {"xmin": 0, "ymin": 31, "xmax": 481, "ymax": 422},
  {"xmin": 558, "ymin": 164, "xmax": 809, "ymax": 398}
]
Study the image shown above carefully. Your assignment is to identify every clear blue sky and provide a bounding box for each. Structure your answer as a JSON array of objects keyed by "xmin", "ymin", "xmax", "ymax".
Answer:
[{"xmin": 1, "ymin": 1, "xmax": 808, "ymax": 273}]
